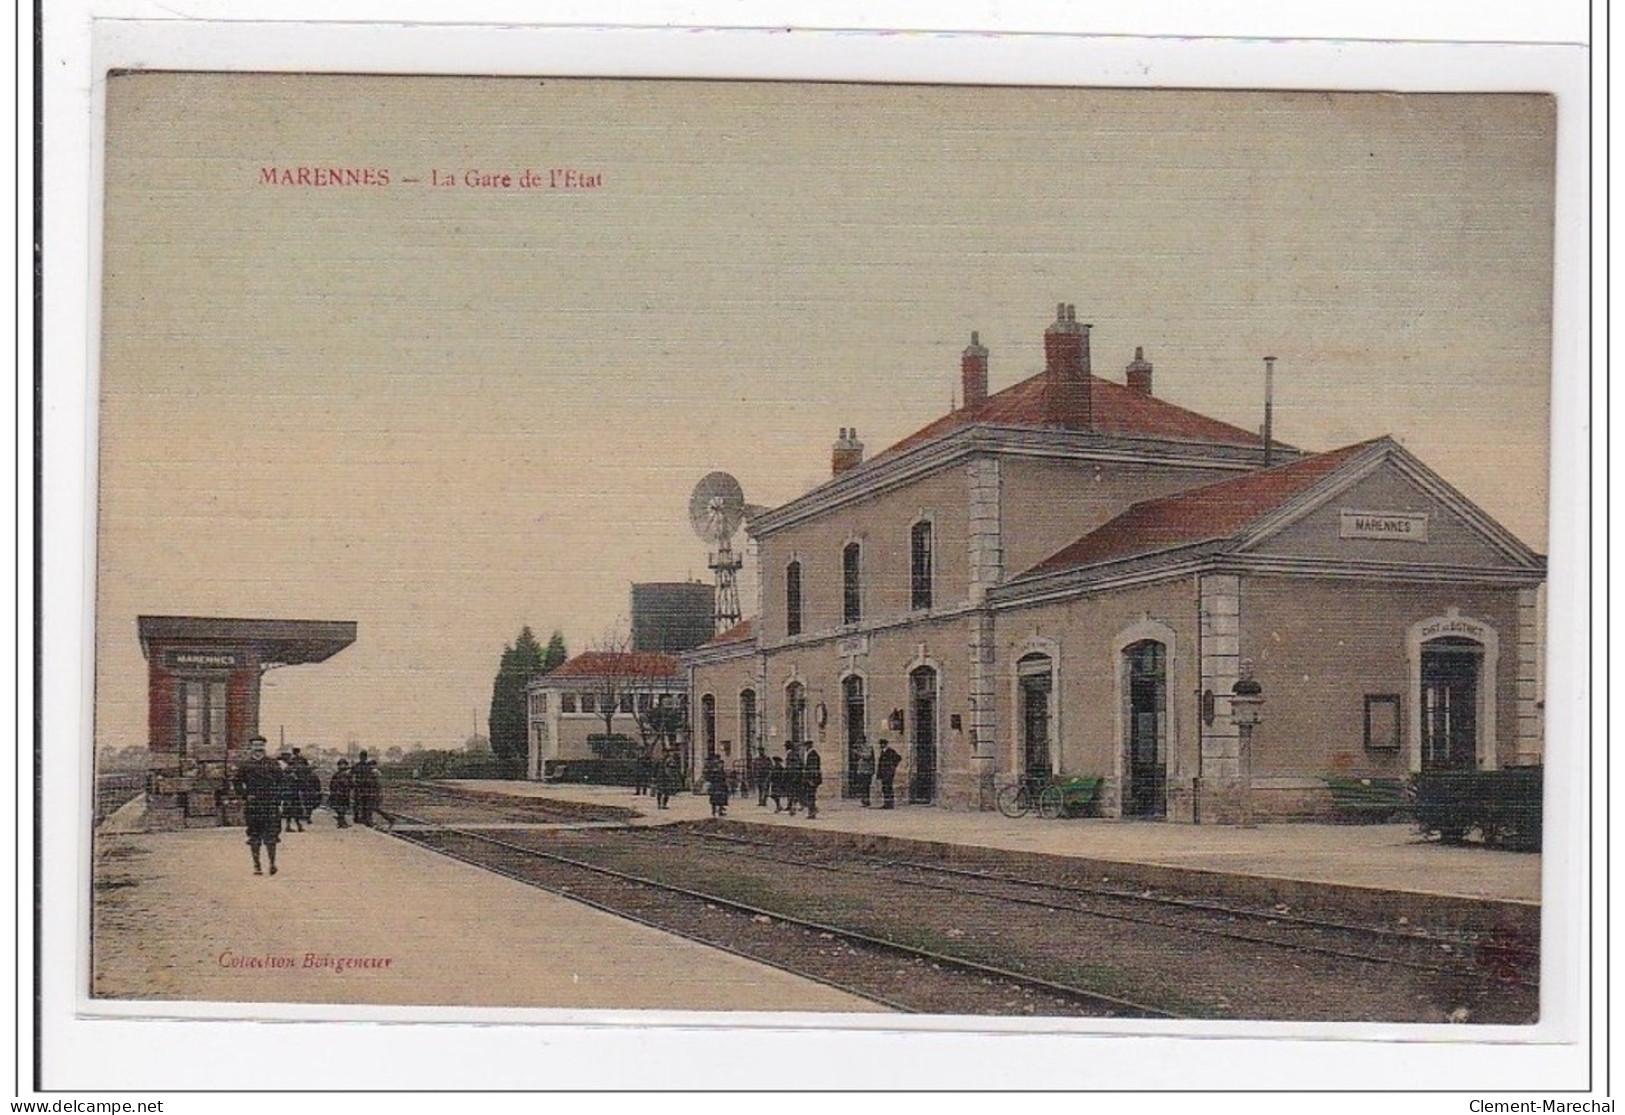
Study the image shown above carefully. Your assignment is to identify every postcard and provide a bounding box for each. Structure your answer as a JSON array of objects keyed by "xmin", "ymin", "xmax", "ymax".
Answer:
[{"xmin": 44, "ymin": 16, "xmax": 1590, "ymax": 1096}]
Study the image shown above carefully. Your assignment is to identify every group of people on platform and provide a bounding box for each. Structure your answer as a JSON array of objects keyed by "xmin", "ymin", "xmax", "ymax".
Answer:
[
  {"xmin": 632, "ymin": 745, "xmax": 687, "ymax": 811},
  {"xmin": 687, "ymin": 737, "xmax": 903, "ymax": 819},
  {"xmin": 231, "ymin": 736, "xmax": 384, "ymax": 876}
]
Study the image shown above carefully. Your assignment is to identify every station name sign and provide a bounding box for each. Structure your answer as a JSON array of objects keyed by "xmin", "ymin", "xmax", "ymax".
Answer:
[
  {"xmin": 163, "ymin": 648, "xmax": 241, "ymax": 669},
  {"xmin": 1339, "ymin": 509, "xmax": 1428, "ymax": 542}
]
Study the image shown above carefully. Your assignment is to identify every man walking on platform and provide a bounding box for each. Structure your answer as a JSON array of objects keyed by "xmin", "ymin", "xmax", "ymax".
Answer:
[
  {"xmin": 234, "ymin": 737, "xmax": 283, "ymax": 876},
  {"xmin": 801, "ymin": 740, "xmax": 823, "ymax": 820},
  {"xmin": 783, "ymin": 742, "xmax": 803, "ymax": 817},
  {"xmin": 876, "ymin": 739, "xmax": 902, "ymax": 810}
]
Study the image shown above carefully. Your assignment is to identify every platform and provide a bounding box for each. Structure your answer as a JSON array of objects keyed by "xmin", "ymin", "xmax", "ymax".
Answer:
[
  {"xmin": 91, "ymin": 806, "xmax": 884, "ymax": 1013},
  {"xmin": 452, "ymin": 779, "xmax": 1542, "ymax": 907}
]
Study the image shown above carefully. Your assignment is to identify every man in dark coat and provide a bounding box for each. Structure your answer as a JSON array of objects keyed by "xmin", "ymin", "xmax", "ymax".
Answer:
[
  {"xmin": 289, "ymin": 748, "xmax": 319, "ymax": 823},
  {"xmin": 233, "ymin": 737, "xmax": 283, "ymax": 876},
  {"xmin": 853, "ymin": 739, "xmax": 876, "ymax": 807},
  {"xmin": 768, "ymin": 756, "xmax": 786, "ymax": 812},
  {"xmin": 352, "ymin": 751, "xmax": 382, "ymax": 826},
  {"xmin": 801, "ymin": 741, "xmax": 823, "ymax": 819},
  {"xmin": 703, "ymin": 750, "xmax": 729, "ymax": 817},
  {"xmin": 753, "ymin": 747, "xmax": 772, "ymax": 807},
  {"xmin": 783, "ymin": 742, "xmax": 803, "ymax": 817},
  {"xmin": 278, "ymin": 751, "xmax": 304, "ymax": 833},
  {"xmin": 876, "ymin": 739, "xmax": 902, "ymax": 809},
  {"xmin": 655, "ymin": 746, "xmax": 682, "ymax": 809},
  {"xmin": 327, "ymin": 759, "xmax": 353, "ymax": 828}
]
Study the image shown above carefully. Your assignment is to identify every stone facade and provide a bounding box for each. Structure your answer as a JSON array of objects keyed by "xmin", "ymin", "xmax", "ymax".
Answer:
[{"xmin": 685, "ymin": 310, "xmax": 1545, "ymax": 823}]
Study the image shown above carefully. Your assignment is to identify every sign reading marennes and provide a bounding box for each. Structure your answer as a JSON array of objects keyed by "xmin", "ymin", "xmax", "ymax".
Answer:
[
  {"xmin": 163, "ymin": 648, "xmax": 242, "ymax": 669},
  {"xmin": 1339, "ymin": 509, "xmax": 1428, "ymax": 542}
]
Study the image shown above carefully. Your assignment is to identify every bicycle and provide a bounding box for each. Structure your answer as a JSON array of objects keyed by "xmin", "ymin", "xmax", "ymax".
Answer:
[{"xmin": 996, "ymin": 775, "xmax": 1066, "ymax": 820}]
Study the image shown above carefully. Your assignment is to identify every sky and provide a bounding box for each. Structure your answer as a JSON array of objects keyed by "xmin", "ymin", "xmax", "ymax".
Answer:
[{"xmin": 93, "ymin": 76, "xmax": 1556, "ymax": 754}]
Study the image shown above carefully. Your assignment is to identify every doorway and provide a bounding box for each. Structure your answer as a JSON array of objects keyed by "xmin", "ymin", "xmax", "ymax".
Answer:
[
  {"xmin": 909, "ymin": 666, "xmax": 937, "ymax": 803},
  {"xmin": 1122, "ymin": 640, "xmax": 1167, "ymax": 818},
  {"xmin": 1017, "ymin": 654, "xmax": 1053, "ymax": 780},
  {"xmin": 843, "ymin": 674, "xmax": 866, "ymax": 798},
  {"xmin": 1421, "ymin": 637, "xmax": 1481, "ymax": 771}
]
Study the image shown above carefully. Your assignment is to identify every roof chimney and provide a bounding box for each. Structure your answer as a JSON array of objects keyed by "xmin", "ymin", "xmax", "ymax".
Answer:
[
  {"xmin": 832, "ymin": 427, "xmax": 865, "ymax": 476},
  {"xmin": 1043, "ymin": 303, "xmax": 1092, "ymax": 429},
  {"xmin": 961, "ymin": 331, "xmax": 988, "ymax": 410},
  {"xmin": 1126, "ymin": 346, "xmax": 1154, "ymax": 396},
  {"xmin": 1262, "ymin": 356, "xmax": 1277, "ymax": 467}
]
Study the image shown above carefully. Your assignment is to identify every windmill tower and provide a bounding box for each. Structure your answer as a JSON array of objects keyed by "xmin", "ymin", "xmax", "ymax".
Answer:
[{"xmin": 688, "ymin": 471, "xmax": 747, "ymax": 634}]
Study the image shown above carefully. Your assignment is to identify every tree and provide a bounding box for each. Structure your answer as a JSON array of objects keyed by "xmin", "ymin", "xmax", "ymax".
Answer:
[
  {"xmin": 588, "ymin": 626, "xmax": 635, "ymax": 742},
  {"xmin": 487, "ymin": 626, "xmax": 562, "ymax": 779},
  {"xmin": 542, "ymin": 630, "xmax": 567, "ymax": 674}
]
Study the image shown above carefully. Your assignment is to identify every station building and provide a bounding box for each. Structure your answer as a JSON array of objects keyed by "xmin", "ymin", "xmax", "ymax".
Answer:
[
  {"xmin": 526, "ymin": 651, "xmax": 687, "ymax": 780},
  {"xmin": 683, "ymin": 305, "xmax": 1545, "ymax": 822}
]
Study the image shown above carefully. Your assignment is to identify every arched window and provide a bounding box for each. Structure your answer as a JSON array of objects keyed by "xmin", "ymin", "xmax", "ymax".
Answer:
[
  {"xmin": 843, "ymin": 541, "xmax": 862, "ymax": 625},
  {"xmin": 911, "ymin": 520, "xmax": 934, "ymax": 611},
  {"xmin": 739, "ymin": 689, "xmax": 758, "ymax": 753},
  {"xmin": 786, "ymin": 560, "xmax": 803, "ymax": 637},
  {"xmin": 701, "ymin": 693, "xmax": 717, "ymax": 754},
  {"xmin": 786, "ymin": 681, "xmax": 807, "ymax": 744}
]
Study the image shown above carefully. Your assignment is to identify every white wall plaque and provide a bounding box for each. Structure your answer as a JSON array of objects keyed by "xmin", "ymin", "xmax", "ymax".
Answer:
[{"xmin": 1339, "ymin": 509, "xmax": 1429, "ymax": 542}]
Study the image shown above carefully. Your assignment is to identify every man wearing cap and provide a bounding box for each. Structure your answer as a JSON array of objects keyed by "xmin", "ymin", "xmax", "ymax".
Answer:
[{"xmin": 233, "ymin": 737, "xmax": 284, "ymax": 876}]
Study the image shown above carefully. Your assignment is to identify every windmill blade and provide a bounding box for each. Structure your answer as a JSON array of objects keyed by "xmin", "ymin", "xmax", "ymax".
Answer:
[{"xmin": 689, "ymin": 471, "xmax": 746, "ymax": 544}]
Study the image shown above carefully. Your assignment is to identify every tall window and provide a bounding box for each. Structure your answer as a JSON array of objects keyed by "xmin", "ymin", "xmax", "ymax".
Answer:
[
  {"xmin": 911, "ymin": 520, "xmax": 934, "ymax": 611},
  {"xmin": 180, "ymin": 679, "xmax": 227, "ymax": 756},
  {"xmin": 701, "ymin": 694, "xmax": 717, "ymax": 753},
  {"xmin": 843, "ymin": 541, "xmax": 862, "ymax": 625},
  {"xmin": 740, "ymin": 689, "xmax": 758, "ymax": 752},
  {"xmin": 786, "ymin": 681, "xmax": 807, "ymax": 744},
  {"xmin": 786, "ymin": 560, "xmax": 803, "ymax": 637}
]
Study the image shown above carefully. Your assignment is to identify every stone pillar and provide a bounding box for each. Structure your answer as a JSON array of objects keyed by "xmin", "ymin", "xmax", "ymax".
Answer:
[
  {"xmin": 1516, "ymin": 588, "xmax": 1543, "ymax": 766},
  {"xmin": 967, "ymin": 456, "xmax": 1003, "ymax": 602},
  {"xmin": 1197, "ymin": 574, "xmax": 1244, "ymax": 823},
  {"xmin": 968, "ymin": 612, "xmax": 998, "ymax": 809},
  {"xmin": 967, "ymin": 454, "xmax": 1003, "ymax": 809}
]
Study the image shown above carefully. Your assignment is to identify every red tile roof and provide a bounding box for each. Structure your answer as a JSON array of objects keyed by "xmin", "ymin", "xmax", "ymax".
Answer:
[
  {"xmin": 547, "ymin": 651, "xmax": 682, "ymax": 679},
  {"xmin": 702, "ymin": 618, "xmax": 755, "ymax": 647},
  {"xmin": 1021, "ymin": 438, "xmax": 1386, "ymax": 577},
  {"xmin": 876, "ymin": 368, "xmax": 1265, "ymax": 462}
]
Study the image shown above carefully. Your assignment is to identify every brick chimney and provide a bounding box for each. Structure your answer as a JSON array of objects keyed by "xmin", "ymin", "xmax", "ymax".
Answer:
[
  {"xmin": 832, "ymin": 427, "xmax": 864, "ymax": 475},
  {"xmin": 1126, "ymin": 346, "xmax": 1154, "ymax": 395},
  {"xmin": 961, "ymin": 331, "xmax": 988, "ymax": 410},
  {"xmin": 1043, "ymin": 303, "xmax": 1092, "ymax": 428}
]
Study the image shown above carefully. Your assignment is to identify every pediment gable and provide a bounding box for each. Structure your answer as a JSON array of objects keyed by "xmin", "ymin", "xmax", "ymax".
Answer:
[{"xmin": 1236, "ymin": 449, "xmax": 1542, "ymax": 571}]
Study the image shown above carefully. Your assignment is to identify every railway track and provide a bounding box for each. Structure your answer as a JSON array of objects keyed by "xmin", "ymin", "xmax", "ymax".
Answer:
[
  {"xmin": 632, "ymin": 826, "xmax": 1537, "ymax": 987},
  {"xmin": 375, "ymin": 784, "xmax": 1539, "ymax": 1021},
  {"xmin": 387, "ymin": 808, "xmax": 1182, "ymax": 1018},
  {"xmin": 377, "ymin": 779, "xmax": 635, "ymax": 826}
]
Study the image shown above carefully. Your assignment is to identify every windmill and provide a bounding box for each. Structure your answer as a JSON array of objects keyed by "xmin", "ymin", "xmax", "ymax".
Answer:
[{"xmin": 688, "ymin": 471, "xmax": 748, "ymax": 634}]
